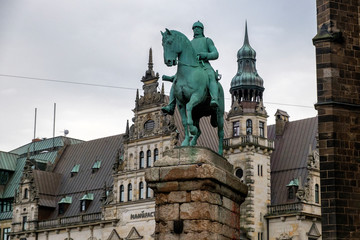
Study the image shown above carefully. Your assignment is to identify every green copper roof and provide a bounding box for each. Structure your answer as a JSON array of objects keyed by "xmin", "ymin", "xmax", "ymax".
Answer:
[
  {"xmin": 10, "ymin": 136, "xmax": 83, "ymax": 156},
  {"xmin": 287, "ymin": 178, "xmax": 299, "ymax": 187},
  {"xmin": 231, "ymin": 21, "xmax": 264, "ymax": 93},
  {"xmin": 92, "ymin": 161, "xmax": 101, "ymax": 169},
  {"xmin": 80, "ymin": 193, "xmax": 94, "ymax": 201},
  {"xmin": 0, "ymin": 152, "xmax": 18, "ymax": 171},
  {"xmin": 59, "ymin": 196, "xmax": 72, "ymax": 204},
  {"xmin": 71, "ymin": 164, "xmax": 80, "ymax": 173}
]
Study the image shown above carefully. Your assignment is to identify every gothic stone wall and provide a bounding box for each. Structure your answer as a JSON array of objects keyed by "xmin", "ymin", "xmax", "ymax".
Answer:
[{"xmin": 314, "ymin": 0, "xmax": 360, "ymax": 239}]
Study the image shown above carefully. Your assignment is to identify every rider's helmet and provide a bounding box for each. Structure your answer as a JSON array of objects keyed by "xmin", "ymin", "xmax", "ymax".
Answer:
[{"xmin": 192, "ymin": 21, "xmax": 204, "ymax": 30}]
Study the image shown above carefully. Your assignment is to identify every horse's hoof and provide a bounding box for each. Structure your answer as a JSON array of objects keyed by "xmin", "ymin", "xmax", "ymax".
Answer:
[
  {"xmin": 181, "ymin": 140, "xmax": 189, "ymax": 146},
  {"xmin": 161, "ymin": 106, "xmax": 174, "ymax": 115}
]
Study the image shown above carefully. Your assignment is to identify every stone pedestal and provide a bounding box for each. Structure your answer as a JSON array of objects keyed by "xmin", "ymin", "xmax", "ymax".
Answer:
[{"xmin": 145, "ymin": 147, "xmax": 248, "ymax": 240}]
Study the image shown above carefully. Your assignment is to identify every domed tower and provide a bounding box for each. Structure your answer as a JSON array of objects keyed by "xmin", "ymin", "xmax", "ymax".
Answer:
[
  {"xmin": 224, "ymin": 22, "xmax": 273, "ymax": 240},
  {"xmin": 230, "ymin": 21, "xmax": 265, "ymax": 115}
]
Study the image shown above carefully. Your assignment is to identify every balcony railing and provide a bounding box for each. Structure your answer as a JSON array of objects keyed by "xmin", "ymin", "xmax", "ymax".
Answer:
[
  {"xmin": 38, "ymin": 212, "xmax": 102, "ymax": 229},
  {"xmin": 267, "ymin": 202, "xmax": 303, "ymax": 216},
  {"xmin": 223, "ymin": 135, "xmax": 274, "ymax": 149}
]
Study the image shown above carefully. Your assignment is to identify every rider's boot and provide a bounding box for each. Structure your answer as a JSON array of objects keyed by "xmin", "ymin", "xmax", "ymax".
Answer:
[{"xmin": 210, "ymin": 98, "xmax": 219, "ymax": 108}]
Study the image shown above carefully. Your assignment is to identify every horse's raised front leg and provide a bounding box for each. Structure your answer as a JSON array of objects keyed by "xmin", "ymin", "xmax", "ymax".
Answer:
[
  {"xmin": 186, "ymin": 94, "xmax": 203, "ymax": 136},
  {"xmin": 178, "ymin": 104, "xmax": 190, "ymax": 146}
]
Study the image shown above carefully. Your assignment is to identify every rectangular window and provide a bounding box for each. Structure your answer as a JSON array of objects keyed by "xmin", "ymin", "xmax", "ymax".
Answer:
[
  {"xmin": 259, "ymin": 121, "xmax": 265, "ymax": 137},
  {"xmin": 233, "ymin": 121, "xmax": 240, "ymax": 137},
  {"xmin": 3, "ymin": 228, "xmax": 10, "ymax": 240},
  {"xmin": 22, "ymin": 216, "xmax": 27, "ymax": 231}
]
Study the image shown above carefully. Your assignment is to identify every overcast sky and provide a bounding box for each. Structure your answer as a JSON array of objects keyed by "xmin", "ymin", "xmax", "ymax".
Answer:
[{"xmin": 0, "ymin": 0, "xmax": 318, "ymax": 151}]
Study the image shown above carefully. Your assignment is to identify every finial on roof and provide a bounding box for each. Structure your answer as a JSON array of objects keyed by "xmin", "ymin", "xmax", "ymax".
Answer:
[
  {"xmin": 148, "ymin": 48, "xmax": 153, "ymax": 71},
  {"xmin": 161, "ymin": 82, "xmax": 165, "ymax": 95},
  {"xmin": 244, "ymin": 20, "xmax": 249, "ymax": 45},
  {"xmin": 142, "ymin": 48, "xmax": 159, "ymax": 83},
  {"xmin": 125, "ymin": 120, "xmax": 129, "ymax": 135}
]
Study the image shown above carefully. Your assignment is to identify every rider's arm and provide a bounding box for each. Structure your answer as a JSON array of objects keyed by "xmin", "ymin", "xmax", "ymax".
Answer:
[{"xmin": 205, "ymin": 38, "xmax": 219, "ymax": 60}]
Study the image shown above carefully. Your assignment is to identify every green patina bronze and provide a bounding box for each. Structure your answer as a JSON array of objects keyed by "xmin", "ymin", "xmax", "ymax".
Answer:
[{"xmin": 160, "ymin": 22, "xmax": 225, "ymax": 155}]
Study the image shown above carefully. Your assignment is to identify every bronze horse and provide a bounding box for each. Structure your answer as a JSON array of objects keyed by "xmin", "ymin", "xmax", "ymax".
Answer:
[{"xmin": 161, "ymin": 29, "xmax": 224, "ymax": 154}]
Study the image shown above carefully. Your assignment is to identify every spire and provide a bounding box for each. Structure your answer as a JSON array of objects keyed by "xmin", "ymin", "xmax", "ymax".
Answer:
[
  {"xmin": 244, "ymin": 20, "xmax": 249, "ymax": 46},
  {"xmin": 142, "ymin": 48, "xmax": 159, "ymax": 83},
  {"xmin": 230, "ymin": 21, "xmax": 264, "ymax": 103}
]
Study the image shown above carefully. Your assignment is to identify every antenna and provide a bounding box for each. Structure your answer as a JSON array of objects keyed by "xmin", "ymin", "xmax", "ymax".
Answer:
[
  {"xmin": 53, "ymin": 103, "xmax": 56, "ymax": 149},
  {"xmin": 33, "ymin": 108, "xmax": 37, "ymax": 154}
]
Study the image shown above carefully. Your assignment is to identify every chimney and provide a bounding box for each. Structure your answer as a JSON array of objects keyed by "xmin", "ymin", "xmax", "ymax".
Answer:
[{"xmin": 275, "ymin": 109, "xmax": 289, "ymax": 136}]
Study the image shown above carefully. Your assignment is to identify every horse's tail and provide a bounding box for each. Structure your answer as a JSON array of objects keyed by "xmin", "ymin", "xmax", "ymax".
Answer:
[{"xmin": 210, "ymin": 82, "xmax": 225, "ymax": 128}]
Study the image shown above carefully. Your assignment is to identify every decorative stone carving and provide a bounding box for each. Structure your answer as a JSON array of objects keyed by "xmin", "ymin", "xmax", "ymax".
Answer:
[{"xmin": 276, "ymin": 232, "xmax": 293, "ymax": 240}]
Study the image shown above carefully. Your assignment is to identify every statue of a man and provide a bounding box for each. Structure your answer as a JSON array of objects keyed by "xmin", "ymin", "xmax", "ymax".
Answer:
[{"xmin": 162, "ymin": 21, "xmax": 219, "ymax": 115}]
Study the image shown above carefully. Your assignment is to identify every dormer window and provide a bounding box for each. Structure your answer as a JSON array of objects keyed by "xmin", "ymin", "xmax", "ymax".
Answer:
[
  {"xmin": 58, "ymin": 196, "xmax": 72, "ymax": 215},
  {"xmin": 287, "ymin": 179, "xmax": 299, "ymax": 201},
  {"xmin": 80, "ymin": 193, "xmax": 94, "ymax": 212},
  {"xmin": 71, "ymin": 164, "xmax": 80, "ymax": 177},
  {"xmin": 144, "ymin": 120, "xmax": 155, "ymax": 131},
  {"xmin": 92, "ymin": 161, "xmax": 101, "ymax": 173}
]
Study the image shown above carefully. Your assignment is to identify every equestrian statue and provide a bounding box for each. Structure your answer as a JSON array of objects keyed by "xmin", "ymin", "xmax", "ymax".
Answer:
[{"xmin": 161, "ymin": 21, "xmax": 225, "ymax": 155}]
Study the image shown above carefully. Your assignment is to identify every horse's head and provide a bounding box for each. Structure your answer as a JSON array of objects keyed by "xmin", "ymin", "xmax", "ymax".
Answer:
[{"xmin": 161, "ymin": 29, "xmax": 179, "ymax": 67}]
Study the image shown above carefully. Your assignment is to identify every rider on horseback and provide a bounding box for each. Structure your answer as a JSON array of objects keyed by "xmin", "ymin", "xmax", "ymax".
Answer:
[{"xmin": 162, "ymin": 21, "xmax": 220, "ymax": 115}]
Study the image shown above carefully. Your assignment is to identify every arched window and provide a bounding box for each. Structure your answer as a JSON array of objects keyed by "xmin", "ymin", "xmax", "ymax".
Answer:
[
  {"xmin": 139, "ymin": 151, "xmax": 144, "ymax": 169},
  {"xmin": 23, "ymin": 188, "xmax": 28, "ymax": 199},
  {"xmin": 128, "ymin": 184, "xmax": 132, "ymax": 201},
  {"xmin": 120, "ymin": 185, "xmax": 124, "ymax": 202},
  {"xmin": 246, "ymin": 119, "xmax": 252, "ymax": 135},
  {"xmin": 154, "ymin": 148, "xmax": 159, "ymax": 162},
  {"xmin": 139, "ymin": 182, "xmax": 144, "ymax": 199},
  {"xmin": 315, "ymin": 184, "xmax": 319, "ymax": 203},
  {"xmin": 146, "ymin": 150, "xmax": 151, "ymax": 167},
  {"xmin": 233, "ymin": 121, "xmax": 240, "ymax": 137},
  {"xmin": 146, "ymin": 183, "xmax": 152, "ymax": 198},
  {"xmin": 259, "ymin": 121, "xmax": 265, "ymax": 137}
]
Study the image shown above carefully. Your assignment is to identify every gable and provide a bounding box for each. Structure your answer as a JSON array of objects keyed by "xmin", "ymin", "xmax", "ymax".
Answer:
[
  {"xmin": 307, "ymin": 222, "xmax": 321, "ymax": 238},
  {"xmin": 107, "ymin": 229, "xmax": 123, "ymax": 240},
  {"xmin": 125, "ymin": 227, "xmax": 143, "ymax": 240}
]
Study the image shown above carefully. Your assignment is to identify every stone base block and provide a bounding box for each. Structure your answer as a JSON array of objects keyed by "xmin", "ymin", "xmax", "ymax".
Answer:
[{"xmin": 145, "ymin": 147, "xmax": 248, "ymax": 240}]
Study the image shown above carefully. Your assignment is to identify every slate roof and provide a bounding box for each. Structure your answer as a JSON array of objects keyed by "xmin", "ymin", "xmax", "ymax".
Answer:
[
  {"xmin": 268, "ymin": 116, "xmax": 318, "ymax": 205},
  {"xmin": 46, "ymin": 134, "xmax": 124, "ymax": 219},
  {"xmin": 33, "ymin": 170, "xmax": 62, "ymax": 208}
]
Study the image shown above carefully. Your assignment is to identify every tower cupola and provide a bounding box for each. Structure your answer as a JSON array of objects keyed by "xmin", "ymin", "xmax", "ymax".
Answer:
[{"xmin": 230, "ymin": 22, "xmax": 264, "ymax": 104}]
